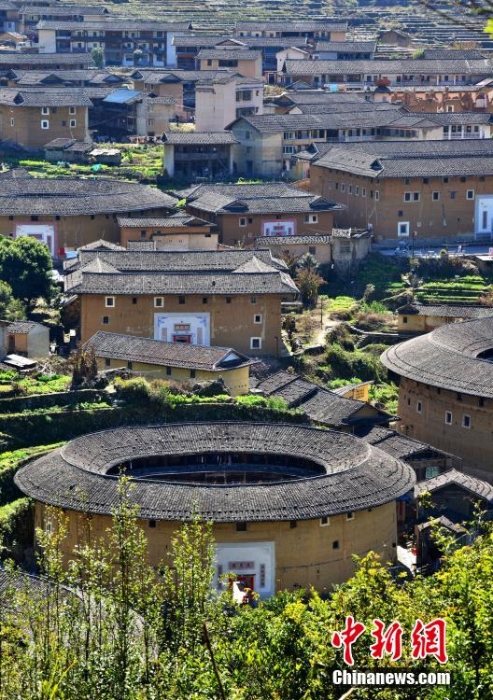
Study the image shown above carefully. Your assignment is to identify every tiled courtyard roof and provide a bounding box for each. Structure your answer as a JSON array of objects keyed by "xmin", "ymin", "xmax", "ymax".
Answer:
[
  {"xmin": 0, "ymin": 171, "xmax": 176, "ymax": 215},
  {"xmin": 15, "ymin": 422, "xmax": 415, "ymax": 521},
  {"xmin": 381, "ymin": 316, "xmax": 493, "ymax": 398}
]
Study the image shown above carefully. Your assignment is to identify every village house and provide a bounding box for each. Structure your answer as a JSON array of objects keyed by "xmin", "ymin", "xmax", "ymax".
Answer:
[
  {"xmin": 254, "ymin": 227, "xmax": 371, "ymax": 271},
  {"xmin": 0, "ymin": 87, "xmax": 92, "ymax": 147},
  {"xmin": 19, "ymin": 4, "xmax": 110, "ymax": 35},
  {"xmin": 280, "ymin": 58, "xmax": 493, "ymax": 90},
  {"xmin": 173, "ymin": 33, "xmax": 308, "ymax": 77},
  {"xmin": 304, "ymin": 139, "xmax": 493, "ymax": 244},
  {"xmin": 234, "ymin": 20, "xmax": 347, "ymax": 42},
  {"xmin": 0, "ymin": 52, "xmax": 95, "ymax": 70},
  {"xmin": 381, "ymin": 316, "xmax": 493, "ymax": 481},
  {"xmin": 36, "ymin": 19, "xmax": 190, "ymax": 67},
  {"xmin": 64, "ymin": 247, "xmax": 299, "ymax": 356},
  {"xmin": 85, "ymin": 331, "xmax": 254, "ymax": 395},
  {"xmin": 163, "ymin": 131, "xmax": 239, "ymax": 179},
  {"xmin": 196, "ymin": 47, "xmax": 263, "ymax": 80},
  {"xmin": 0, "ymin": 169, "xmax": 177, "ymax": 257},
  {"xmin": 194, "ymin": 72, "xmax": 263, "ymax": 132},
  {"xmin": 256, "ymin": 370, "xmax": 392, "ymax": 430},
  {"xmin": 117, "ymin": 213, "xmax": 218, "ymax": 250},
  {"xmin": 2, "ymin": 68, "xmax": 128, "ymax": 90},
  {"xmin": 396, "ymin": 302, "xmax": 493, "ymax": 333},
  {"xmin": 179, "ymin": 182, "xmax": 342, "ymax": 247},
  {"xmin": 374, "ymin": 85, "xmax": 493, "ymax": 113},
  {"xmin": 0, "ymin": 319, "xmax": 50, "ymax": 358},
  {"xmin": 312, "ymin": 41, "xmax": 376, "ymax": 61},
  {"xmin": 228, "ymin": 107, "xmax": 443, "ymax": 179},
  {"xmin": 0, "ymin": 1, "xmax": 19, "ymax": 34}
]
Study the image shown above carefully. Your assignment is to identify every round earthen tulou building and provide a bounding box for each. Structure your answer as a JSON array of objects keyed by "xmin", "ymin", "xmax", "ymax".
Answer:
[
  {"xmin": 15, "ymin": 422, "xmax": 415, "ymax": 597},
  {"xmin": 381, "ymin": 315, "xmax": 493, "ymax": 480}
]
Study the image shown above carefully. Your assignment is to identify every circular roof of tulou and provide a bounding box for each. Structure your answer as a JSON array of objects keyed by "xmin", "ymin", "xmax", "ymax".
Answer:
[
  {"xmin": 381, "ymin": 315, "xmax": 493, "ymax": 398},
  {"xmin": 15, "ymin": 422, "xmax": 416, "ymax": 522}
]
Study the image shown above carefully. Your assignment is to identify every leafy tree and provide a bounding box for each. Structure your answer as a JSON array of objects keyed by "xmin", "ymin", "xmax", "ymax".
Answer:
[
  {"xmin": 0, "ymin": 280, "xmax": 26, "ymax": 320},
  {"xmin": 90, "ymin": 46, "xmax": 104, "ymax": 68},
  {"xmin": 0, "ymin": 236, "xmax": 54, "ymax": 310}
]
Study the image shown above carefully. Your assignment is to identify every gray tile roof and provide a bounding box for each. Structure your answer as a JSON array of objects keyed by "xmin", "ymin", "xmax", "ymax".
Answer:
[
  {"xmin": 397, "ymin": 303, "xmax": 493, "ymax": 319},
  {"xmin": 7, "ymin": 69, "xmax": 123, "ymax": 86},
  {"xmin": 19, "ymin": 4, "xmax": 109, "ymax": 15},
  {"xmin": 311, "ymin": 139, "xmax": 493, "ymax": 179},
  {"xmin": 236, "ymin": 20, "xmax": 347, "ymax": 31},
  {"xmin": 381, "ymin": 315, "xmax": 493, "ymax": 398},
  {"xmin": 0, "ymin": 53, "xmax": 95, "ymax": 66},
  {"xmin": 68, "ymin": 248, "xmax": 287, "ymax": 273},
  {"xmin": 358, "ymin": 426, "xmax": 452, "ymax": 461},
  {"xmin": 0, "ymin": 88, "xmax": 93, "ymax": 107},
  {"xmin": 255, "ymin": 235, "xmax": 332, "ymax": 245},
  {"xmin": 234, "ymin": 107, "xmax": 409, "ymax": 132},
  {"xmin": 37, "ymin": 19, "xmax": 188, "ymax": 31},
  {"xmin": 183, "ymin": 182, "xmax": 341, "ymax": 215},
  {"xmin": 85, "ymin": 331, "xmax": 253, "ymax": 370},
  {"xmin": 67, "ymin": 269, "xmax": 298, "ymax": 296},
  {"xmin": 15, "ymin": 421, "xmax": 415, "ymax": 521},
  {"xmin": 314, "ymin": 41, "xmax": 377, "ymax": 53},
  {"xmin": 256, "ymin": 371, "xmax": 382, "ymax": 427},
  {"xmin": 423, "ymin": 49, "xmax": 486, "ymax": 60},
  {"xmin": 163, "ymin": 131, "xmax": 239, "ymax": 145},
  {"xmin": 283, "ymin": 58, "xmax": 493, "ymax": 76},
  {"xmin": 117, "ymin": 214, "xmax": 211, "ymax": 228},
  {"xmin": 415, "ymin": 468, "xmax": 493, "ymax": 502},
  {"xmin": 0, "ymin": 172, "xmax": 177, "ymax": 216},
  {"xmin": 0, "ymin": 319, "xmax": 42, "ymax": 333},
  {"xmin": 64, "ymin": 249, "xmax": 297, "ymax": 297},
  {"xmin": 196, "ymin": 49, "xmax": 261, "ymax": 60},
  {"xmin": 424, "ymin": 112, "xmax": 493, "ymax": 125}
]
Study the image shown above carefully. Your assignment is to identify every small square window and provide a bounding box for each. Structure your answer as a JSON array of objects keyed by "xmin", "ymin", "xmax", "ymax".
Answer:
[
  {"xmin": 346, "ymin": 512, "xmax": 354, "ymax": 521},
  {"xmin": 41, "ymin": 120, "xmax": 49, "ymax": 129},
  {"xmin": 105, "ymin": 296, "xmax": 115, "ymax": 307},
  {"xmin": 460, "ymin": 176, "xmax": 466, "ymax": 183},
  {"xmin": 127, "ymin": 361, "xmax": 133, "ymax": 370},
  {"xmin": 140, "ymin": 230, "xmax": 146, "ymax": 238},
  {"xmin": 226, "ymin": 297, "xmax": 232, "ymax": 304},
  {"xmin": 462, "ymin": 414, "xmax": 471, "ymax": 429},
  {"xmin": 132, "ymin": 297, "xmax": 137, "ymax": 305},
  {"xmin": 362, "ymin": 188, "xmax": 366, "ymax": 197},
  {"xmin": 178, "ymin": 296, "xmax": 185, "ymax": 305},
  {"xmin": 466, "ymin": 190, "xmax": 475, "ymax": 200},
  {"xmin": 320, "ymin": 516, "xmax": 330, "ymax": 526},
  {"xmin": 250, "ymin": 296, "xmax": 257, "ymax": 304},
  {"xmin": 479, "ymin": 397, "xmax": 485, "ymax": 407},
  {"xmin": 70, "ymin": 119, "xmax": 76, "ymax": 128},
  {"xmin": 250, "ymin": 337, "xmax": 262, "ymax": 350},
  {"xmin": 445, "ymin": 411, "xmax": 453, "ymax": 425},
  {"xmin": 149, "ymin": 519, "xmax": 157, "ymax": 528},
  {"xmin": 102, "ymin": 316, "xmax": 109, "ymax": 325},
  {"xmin": 416, "ymin": 401, "xmax": 422, "ymax": 413},
  {"xmin": 398, "ymin": 210, "xmax": 403, "ymax": 217},
  {"xmin": 404, "ymin": 177, "xmax": 410, "ymax": 185},
  {"xmin": 443, "ymin": 177, "xmax": 449, "ymax": 183},
  {"xmin": 423, "ymin": 178, "xmax": 429, "ymax": 184},
  {"xmin": 413, "ymin": 192, "xmax": 420, "ymax": 202},
  {"xmin": 432, "ymin": 192, "xmax": 440, "ymax": 201},
  {"xmin": 190, "ymin": 369, "xmax": 196, "ymax": 379},
  {"xmin": 290, "ymin": 520, "xmax": 297, "ymax": 529},
  {"xmin": 166, "ymin": 367, "xmax": 172, "ymax": 376},
  {"xmin": 254, "ymin": 314, "xmax": 262, "ymax": 324},
  {"xmin": 450, "ymin": 192, "xmax": 457, "ymax": 200},
  {"xmin": 154, "ymin": 297, "xmax": 164, "ymax": 308},
  {"xmin": 69, "ymin": 106, "xmax": 76, "ymax": 115},
  {"xmin": 236, "ymin": 522, "xmax": 247, "ymax": 532},
  {"xmin": 403, "ymin": 316, "xmax": 408, "ymax": 324},
  {"xmin": 202, "ymin": 297, "xmax": 208, "ymax": 304},
  {"xmin": 332, "ymin": 540, "xmax": 340, "ymax": 550},
  {"xmin": 375, "ymin": 191, "xmax": 380, "ymax": 201},
  {"xmin": 31, "ymin": 215, "xmax": 39, "ymax": 221},
  {"xmin": 239, "ymin": 217, "xmax": 247, "ymax": 226},
  {"xmin": 41, "ymin": 107, "xmax": 49, "ymax": 115},
  {"xmin": 104, "ymin": 358, "xmax": 111, "ymax": 367},
  {"xmin": 404, "ymin": 192, "xmax": 411, "ymax": 202}
]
